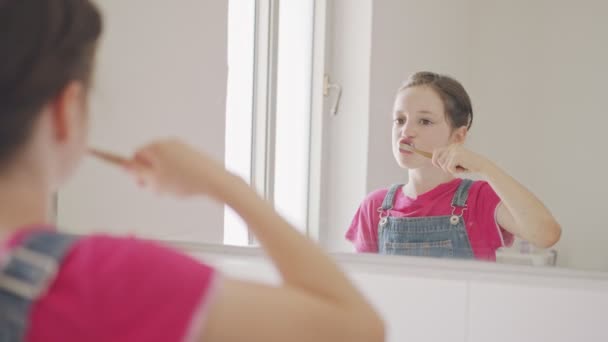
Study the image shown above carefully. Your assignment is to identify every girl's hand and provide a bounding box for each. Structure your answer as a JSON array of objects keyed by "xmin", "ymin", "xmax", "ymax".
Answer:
[
  {"xmin": 432, "ymin": 144, "xmax": 491, "ymax": 175},
  {"xmin": 126, "ymin": 139, "xmax": 238, "ymax": 200}
]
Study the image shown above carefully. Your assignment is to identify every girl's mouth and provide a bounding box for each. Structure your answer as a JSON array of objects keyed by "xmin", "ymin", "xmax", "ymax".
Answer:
[{"xmin": 399, "ymin": 140, "xmax": 415, "ymax": 154}]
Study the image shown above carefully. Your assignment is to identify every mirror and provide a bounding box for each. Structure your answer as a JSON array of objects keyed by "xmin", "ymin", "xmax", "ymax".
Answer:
[
  {"xmin": 57, "ymin": 0, "xmax": 608, "ymax": 273},
  {"xmin": 317, "ymin": 0, "xmax": 608, "ymax": 272}
]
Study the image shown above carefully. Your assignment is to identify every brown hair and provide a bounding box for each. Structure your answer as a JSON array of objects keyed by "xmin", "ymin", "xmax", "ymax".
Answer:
[
  {"xmin": 399, "ymin": 71, "xmax": 473, "ymax": 130},
  {"xmin": 0, "ymin": 0, "xmax": 102, "ymax": 164}
]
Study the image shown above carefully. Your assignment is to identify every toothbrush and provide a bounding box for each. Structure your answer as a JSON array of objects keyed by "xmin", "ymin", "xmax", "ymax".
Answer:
[
  {"xmin": 89, "ymin": 148, "xmax": 131, "ymax": 167},
  {"xmin": 399, "ymin": 143, "xmax": 433, "ymax": 158},
  {"xmin": 400, "ymin": 143, "xmax": 468, "ymax": 172}
]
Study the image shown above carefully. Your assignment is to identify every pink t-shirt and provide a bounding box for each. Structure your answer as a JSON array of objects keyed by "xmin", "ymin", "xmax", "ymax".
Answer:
[
  {"xmin": 2, "ymin": 228, "xmax": 218, "ymax": 342},
  {"xmin": 345, "ymin": 178, "xmax": 514, "ymax": 260}
]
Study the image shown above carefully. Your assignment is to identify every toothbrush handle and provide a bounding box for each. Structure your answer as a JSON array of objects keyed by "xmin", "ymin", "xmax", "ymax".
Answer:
[
  {"xmin": 413, "ymin": 148, "xmax": 433, "ymax": 159},
  {"xmin": 415, "ymin": 148, "xmax": 468, "ymax": 172}
]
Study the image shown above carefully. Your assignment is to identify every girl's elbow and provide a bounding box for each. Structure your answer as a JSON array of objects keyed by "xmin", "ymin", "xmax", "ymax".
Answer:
[
  {"xmin": 348, "ymin": 308, "xmax": 385, "ymax": 342},
  {"xmin": 357, "ymin": 314, "xmax": 385, "ymax": 342},
  {"xmin": 535, "ymin": 220, "xmax": 562, "ymax": 248},
  {"xmin": 370, "ymin": 314, "xmax": 386, "ymax": 342}
]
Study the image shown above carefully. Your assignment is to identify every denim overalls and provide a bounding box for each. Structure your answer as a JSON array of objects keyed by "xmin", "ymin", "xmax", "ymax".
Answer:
[
  {"xmin": 0, "ymin": 232, "xmax": 76, "ymax": 341},
  {"xmin": 378, "ymin": 179, "xmax": 475, "ymax": 259}
]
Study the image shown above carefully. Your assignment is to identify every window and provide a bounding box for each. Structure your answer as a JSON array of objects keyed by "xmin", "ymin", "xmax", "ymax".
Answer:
[
  {"xmin": 223, "ymin": 0, "xmax": 256, "ymax": 246},
  {"xmin": 224, "ymin": 0, "xmax": 315, "ymax": 245}
]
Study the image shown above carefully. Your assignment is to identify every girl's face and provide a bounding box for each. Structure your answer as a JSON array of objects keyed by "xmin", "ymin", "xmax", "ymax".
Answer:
[{"xmin": 391, "ymin": 86, "xmax": 465, "ymax": 169}]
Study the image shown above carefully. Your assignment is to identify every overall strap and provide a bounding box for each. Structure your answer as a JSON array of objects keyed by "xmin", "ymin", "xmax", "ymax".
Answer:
[{"xmin": 0, "ymin": 231, "xmax": 77, "ymax": 341}]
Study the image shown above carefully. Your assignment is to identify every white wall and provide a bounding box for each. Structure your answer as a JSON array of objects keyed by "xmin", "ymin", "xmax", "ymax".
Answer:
[
  {"xmin": 322, "ymin": 0, "xmax": 608, "ymax": 271},
  {"xmin": 57, "ymin": 0, "xmax": 228, "ymax": 243},
  {"xmin": 318, "ymin": 0, "xmax": 373, "ymax": 252},
  {"xmin": 190, "ymin": 245, "xmax": 608, "ymax": 342},
  {"xmin": 467, "ymin": 0, "xmax": 608, "ymax": 271}
]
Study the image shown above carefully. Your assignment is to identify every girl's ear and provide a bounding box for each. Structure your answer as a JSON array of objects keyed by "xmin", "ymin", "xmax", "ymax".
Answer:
[
  {"xmin": 450, "ymin": 126, "xmax": 468, "ymax": 144},
  {"xmin": 48, "ymin": 81, "xmax": 86, "ymax": 142}
]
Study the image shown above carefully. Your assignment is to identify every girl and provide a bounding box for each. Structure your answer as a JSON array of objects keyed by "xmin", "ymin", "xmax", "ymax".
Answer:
[
  {"xmin": 346, "ymin": 71, "xmax": 561, "ymax": 261},
  {"xmin": 0, "ymin": 0, "xmax": 384, "ymax": 341}
]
